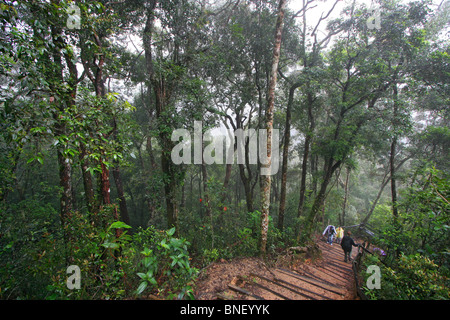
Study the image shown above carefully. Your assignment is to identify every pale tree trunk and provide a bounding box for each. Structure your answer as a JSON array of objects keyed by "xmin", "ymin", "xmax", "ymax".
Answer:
[{"xmin": 260, "ymin": 0, "xmax": 286, "ymax": 257}]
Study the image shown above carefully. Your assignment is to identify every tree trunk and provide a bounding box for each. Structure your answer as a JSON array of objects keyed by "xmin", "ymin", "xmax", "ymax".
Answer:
[
  {"xmin": 202, "ymin": 144, "xmax": 214, "ymax": 248},
  {"xmin": 391, "ymin": 83, "xmax": 399, "ymax": 219},
  {"xmin": 362, "ymin": 170, "xmax": 390, "ymax": 226},
  {"xmin": 144, "ymin": 1, "xmax": 180, "ymax": 236},
  {"xmin": 111, "ymin": 116, "xmax": 130, "ymax": 225},
  {"xmin": 297, "ymin": 92, "xmax": 315, "ymax": 218},
  {"xmin": 145, "ymin": 126, "xmax": 158, "ymax": 222},
  {"xmin": 81, "ymin": 26, "xmax": 113, "ymax": 215},
  {"xmin": 100, "ymin": 160, "xmax": 111, "ymax": 206},
  {"xmin": 341, "ymin": 167, "xmax": 350, "ymax": 226},
  {"xmin": 112, "ymin": 164, "xmax": 130, "ymax": 225},
  {"xmin": 239, "ymin": 163, "xmax": 255, "ymax": 213},
  {"xmin": 161, "ymin": 147, "xmax": 179, "ymax": 236},
  {"xmin": 260, "ymin": 0, "xmax": 286, "ymax": 257},
  {"xmin": 202, "ymin": 142, "xmax": 212, "ymax": 218},
  {"xmin": 278, "ymin": 82, "xmax": 301, "ymax": 231},
  {"xmin": 79, "ymin": 143, "xmax": 96, "ymax": 214},
  {"xmin": 50, "ymin": 19, "xmax": 76, "ymax": 263},
  {"xmin": 300, "ymin": 159, "xmax": 341, "ymax": 242},
  {"xmin": 297, "ymin": 133, "xmax": 312, "ymax": 217},
  {"xmin": 361, "ymin": 154, "xmax": 412, "ymax": 226},
  {"xmin": 222, "ymin": 163, "xmax": 232, "ymax": 202},
  {"xmin": 57, "ymin": 145, "xmax": 73, "ymax": 231}
]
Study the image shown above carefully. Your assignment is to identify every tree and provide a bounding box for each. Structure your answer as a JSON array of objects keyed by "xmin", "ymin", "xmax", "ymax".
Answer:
[
  {"xmin": 205, "ymin": 1, "xmax": 280, "ymax": 214},
  {"xmin": 142, "ymin": 0, "xmax": 211, "ymax": 235},
  {"xmin": 299, "ymin": 4, "xmax": 396, "ymax": 241},
  {"xmin": 260, "ymin": 0, "xmax": 287, "ymax": 257}
]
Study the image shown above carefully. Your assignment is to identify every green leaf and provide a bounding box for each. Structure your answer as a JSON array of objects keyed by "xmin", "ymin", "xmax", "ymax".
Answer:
[
  {"xmin": 102, "ymin": 242, "xmax": 119, "ymax": 249},
  {"xmin": 142, "ymin": 257, "xmax": 152, "ymax": 268},
  {"xmin": 137, "ymin": 272, "xmax": 147, "ymax": 280},
  {"xmin": 141, "ymin": 248, "xmax": 152, "ymax": 257},
  {"xmin": 167, "ymin": 227, "xmax": 176, "ymax": 236},
  {"xmin": 136, "ymin": 281, "xmax": 148, "ymax": 295},
  {"xmin": 109, "ymin": 221, "xmax": 132, "ymax": 229}
]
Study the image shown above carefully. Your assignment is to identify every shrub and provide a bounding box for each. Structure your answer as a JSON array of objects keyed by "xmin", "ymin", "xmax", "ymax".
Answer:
[
  {"xmin": 135, "ymin": 227, "xmax": 198, "ymax": 300},
  {"xmin": 362, "ymin": 253, "xmax": 450, "ymax": 300}
]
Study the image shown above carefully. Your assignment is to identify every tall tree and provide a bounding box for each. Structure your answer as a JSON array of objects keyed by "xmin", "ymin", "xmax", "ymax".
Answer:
[
  {"xmin": 299, "ymin": 9, "xmax": 395, "ymax": 240},
  {"xmin": 260, "ymin": 0, "xmax": 287, "ymax": 256},
  {"xmin": 142, "ymin": 0, "xmax": 211, "ymax": 235}
]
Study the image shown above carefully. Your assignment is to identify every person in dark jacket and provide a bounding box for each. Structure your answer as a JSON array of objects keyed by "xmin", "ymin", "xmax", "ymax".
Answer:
[{"xmin": 340, "ymin": 231, "xmax": 359, "ymax": 262}]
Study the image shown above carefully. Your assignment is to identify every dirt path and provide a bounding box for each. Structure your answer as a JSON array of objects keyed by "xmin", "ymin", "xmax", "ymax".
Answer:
[{"xmin": 194, "ymin": 239, "xmax": 358, "ymax": 300}]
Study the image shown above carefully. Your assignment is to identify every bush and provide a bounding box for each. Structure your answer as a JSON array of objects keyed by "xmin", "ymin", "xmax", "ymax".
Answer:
[
  {"xmin": 362, "ymin": 253, "xmax": 450, "ymax": 300},
  {"xmin": 45, "ymin": 209, "xmax": 136, "ymax": 300},
  {"xmin": 0, "ymin": 198, "xmax": 62, "ymax": 299},
  {"xmin": 135, "ymin": 227, "xmax": 198, "ymax": 300}
]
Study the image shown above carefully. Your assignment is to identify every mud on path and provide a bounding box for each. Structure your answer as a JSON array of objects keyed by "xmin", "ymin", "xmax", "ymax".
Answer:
[{"xmin": 194, "ymin": 238, "xmax": 358, "ymax": 300}]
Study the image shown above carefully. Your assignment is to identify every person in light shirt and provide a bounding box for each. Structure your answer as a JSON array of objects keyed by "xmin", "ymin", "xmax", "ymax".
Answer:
[{"xmin": 323, "ymin": 225, "xmax": 336, "ymax": 245}]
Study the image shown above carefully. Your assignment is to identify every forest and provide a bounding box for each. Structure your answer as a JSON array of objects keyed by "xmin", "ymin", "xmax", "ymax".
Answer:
[{"xmin": 0, "ymin": 0, "xmax": 448, "ymax": 301}]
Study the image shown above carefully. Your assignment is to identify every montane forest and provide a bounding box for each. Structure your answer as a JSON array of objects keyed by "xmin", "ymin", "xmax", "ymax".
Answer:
[{"xmin": 0, "ymin": 0, "xmax": 449, "ymax": 302}]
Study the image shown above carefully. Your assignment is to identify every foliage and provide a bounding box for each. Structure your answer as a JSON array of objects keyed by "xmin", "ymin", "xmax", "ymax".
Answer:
[
  {"xmin": 44, "ymin": 208, "xmax": 135, "ymax": 300},
  {"xmin": 0, "ymin": 196, "xmax": 61, "ymax": 299},
  {"xmin": 0, "ymin": 0, "xmax": 448, "ymax": 300},
  {"xmin": 361, "ymin": 167, "xmax": 449, "ymax": 300},
  {"xmin": 400, "ymin": 168, "xmax": 450, "ymax": 259},
  {"xmin": 362, "ymin": 253, "xmax": 450, "ymax": 300},
  {"xmin": 135, "ymin": 227, "xmax": 198, "ymax": 300},
  {"xmin": 374, "ymin": 168, "xmax": 449, "ymax": 262}
]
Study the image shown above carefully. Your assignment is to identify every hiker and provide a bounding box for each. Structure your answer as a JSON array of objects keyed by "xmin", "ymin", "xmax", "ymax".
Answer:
[
  {"xmin": 323, "ymin": 225, "xmax": 336, "ymax": 245},
  {"xmin": 335, "ymin": 227, "xmax": 344, "ymax": 244},
  {"xmin": 340, "ymin": 231, "xmax": 359, "ymax": 262}
]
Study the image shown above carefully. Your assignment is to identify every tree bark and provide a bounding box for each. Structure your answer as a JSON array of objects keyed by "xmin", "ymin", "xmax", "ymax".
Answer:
[
  {"xmin": 79, "ymin": 143, "xmax": 96, "ymax": 214},
  {"xmin": 278, "ymin": 82, "xmax": 301, "ymax": 231},
  {"xmin": 341, "ymin": 167, "xmax": 350, "ymax": 226},
  {"xmin": 202, "ymin": 143, "xmax": 214, "ymax": 248},
  {"xmin": 391, "ymin": 83, "xmax": 399, "ymax": 219},
  {"xmin": 297, "ymin": 92, "xmax": 315, "ymax": 218},
  {"xmin": 50, "ymin": 18, "xmax": 76, "ymax": 263},
  {"xmin": 260, "ymin": 0, "xmax": 286, "ymax": 257},
  {"xmin": 111, "ymin": 116, "xmax": 130, "ymax": 225},
  {"xmin": 112, "ymin": 165, "xmax": 130, "ymax": 225}
]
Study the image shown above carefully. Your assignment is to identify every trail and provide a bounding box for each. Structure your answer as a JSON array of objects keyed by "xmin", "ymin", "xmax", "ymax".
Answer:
[{"xmin": 195, "ymin": 238, "xmax": 359, "ymax": 300}]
